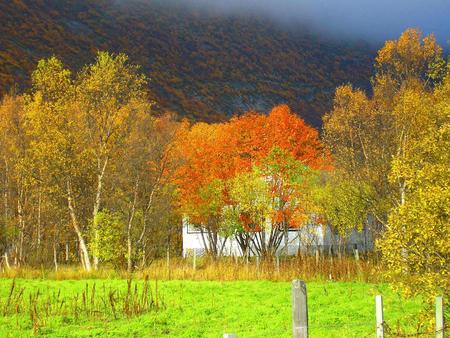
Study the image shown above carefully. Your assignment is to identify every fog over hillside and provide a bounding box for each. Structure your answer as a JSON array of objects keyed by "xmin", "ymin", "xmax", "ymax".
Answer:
[{"xmin": 142, "ymin": 0, "xmax": 450, "ymax": 47}]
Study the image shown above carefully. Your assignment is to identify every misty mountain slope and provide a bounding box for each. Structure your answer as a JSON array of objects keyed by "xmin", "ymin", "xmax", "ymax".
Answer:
[{"xmin": 0, "ymin": 0, "xmax": 374, "ymax": 126}]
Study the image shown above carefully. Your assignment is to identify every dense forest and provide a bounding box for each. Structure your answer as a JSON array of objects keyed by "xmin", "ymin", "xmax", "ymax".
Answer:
[{"xmin": 0, "ymin": 0, "xmax": 374, "ymax": 126}]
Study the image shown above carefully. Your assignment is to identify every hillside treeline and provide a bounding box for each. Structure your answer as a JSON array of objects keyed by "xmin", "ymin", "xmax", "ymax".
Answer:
[
  {"xmin": 0, "ymin": 29, "xmax": 448, "ymax": 299},
  {"xmin": 0, "ymin": 0, "xmax": 373, "ymax": 126}
]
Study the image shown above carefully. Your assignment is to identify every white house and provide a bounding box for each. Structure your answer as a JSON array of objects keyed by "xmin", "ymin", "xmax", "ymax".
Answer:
[{"xmin": 182, "ymin": 217, "xmax": 374, "ymax": 257}]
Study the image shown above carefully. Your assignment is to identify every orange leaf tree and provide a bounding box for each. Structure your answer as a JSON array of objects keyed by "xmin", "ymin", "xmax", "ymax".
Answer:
[{"xmin": 176, "ymin": 105, "xmax": 329, "ymax": 257}]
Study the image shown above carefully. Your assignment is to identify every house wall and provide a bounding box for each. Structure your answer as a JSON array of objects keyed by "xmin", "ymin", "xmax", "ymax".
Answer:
[{"xmin": 182, "ymin": 218, "xmax": 374, "ymax": 257}]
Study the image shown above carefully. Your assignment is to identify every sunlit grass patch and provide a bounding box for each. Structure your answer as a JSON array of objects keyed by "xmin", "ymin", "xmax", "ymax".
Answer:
[{"xmin": 0, "ymin": 278, "xmax": 424, "ymax": 337}]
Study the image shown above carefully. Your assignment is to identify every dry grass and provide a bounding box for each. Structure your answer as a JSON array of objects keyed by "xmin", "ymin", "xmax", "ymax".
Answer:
[
  {"xmin": 0, "ymin": 266, "xmax": 122, "ymax": 280},
  {"xmin": 140, "ymin": 255, "xmax": 381, "ymax": 283},
  {"xmin": 1, "ymin": 254, "xmax": 381, "ymax": 283}
]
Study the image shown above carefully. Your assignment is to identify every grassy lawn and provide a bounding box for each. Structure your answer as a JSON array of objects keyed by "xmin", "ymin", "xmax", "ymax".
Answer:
[{"xmin": 0, "ymin": 278, "xmax": 424, "ymax": 337}]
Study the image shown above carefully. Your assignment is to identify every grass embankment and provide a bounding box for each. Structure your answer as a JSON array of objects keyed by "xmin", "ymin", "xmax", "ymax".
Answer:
[{"xmin": 0, "ymin": 278, "xmax": 424, "ymax": 337}]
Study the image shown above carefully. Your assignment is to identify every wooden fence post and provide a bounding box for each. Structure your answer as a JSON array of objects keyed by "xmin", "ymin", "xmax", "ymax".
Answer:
[
  {"xmin": 376, "ymin": 295, "xmax": 384, "ymax": 338},
  {"xmin": 292, "ymin": 280, "xmax": 308, "ymax": 338},
  {"xmin": 276, "ymin": 255, "xmax": 280, "ymax": 274},
  {"xmin": 436, "ymin": 296, "xmax": 444, "ymax": 338},
  {"xmin": 223, "ymin": 334, "xmax": 236, "ymax": 338},
  {"xmin": 192, "ymin": 248, "xmax": 196, "ymax": 271}
]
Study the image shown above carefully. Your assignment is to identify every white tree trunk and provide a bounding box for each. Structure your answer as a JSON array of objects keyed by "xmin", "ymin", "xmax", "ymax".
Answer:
[
  {"xmin": 127, "ymin": 179, "xmax": 139, "ymax": 272},
  {"xmin": 92, "ymin": 157, "xmax": 108, "ymax": 270},
  {"xmin": 399, "ymin": 180, "xmax": 406, "ymax": 206},
  {"xmin": 284, "ymin": 224, "xmax": 289, "ymax": 256},
  {"xmin": 67, "ymin": 181, "xmax": 91, "ymax": 271},
  {"xmin": 53, "ymin": 240, "xmax": 58, "ymax": 271},
  {"xmin": 17, "ymin": 188, "xmax": 25, "ymax": 266},
  {"xmin": 3, "ymin": 158, "xmax": 9, "ymax": 220},
  {"xmin": 37, "ymin": 189, "xmax": 42, "ymax": 247},
  {"xmin": 3, "ymin": 252, "xmax": 10, "ymax": 269},
  {"xmin": 2, "ymin": 159, "xmax": 10, "ymax": 270}
]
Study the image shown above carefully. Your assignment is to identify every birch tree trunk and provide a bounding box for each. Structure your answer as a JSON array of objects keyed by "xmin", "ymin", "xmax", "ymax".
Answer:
[
  {"xmin": 53, "ymin": 239, "xmax": 58, "ymax": 271},
  {"xmin": 2, "ymin": 158, "xmax": 10, "ymax": 267},
  {"xmin": 284, "ymin": 223, "xmax": 289, "ymax": 256},
  {"xmin": 127, "ymin": 179, "xmax": 139, "ymax": 272},
  {"xmin": 37, "ymin": 189, "xmax": 42, "ymax": 247},
  {"xmin": 3, "ymin": 158, "xmax": 8, "ymax": 220},
  {"xmin": 3, "ymin": 252, "xmax": 10, "ymax": 269},
  {"xmin": 92, "ymin": 157, "xmax": 108, "ymax": 270},
  {"xmin": 17, "ymin": 187, "xmax": 25, "ymax": 266},
  {"xmin": 67, "ymin": 181, "xmax": 91, "ymax": 271},
  {"xmin": 137, "ymin": 180, "xmax": 159, "ymax": 261}
]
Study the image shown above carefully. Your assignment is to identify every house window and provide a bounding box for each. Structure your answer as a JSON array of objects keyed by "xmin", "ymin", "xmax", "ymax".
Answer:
[{"xmin": 186, "ymin": 223, "xmax": 202, "ymax": 234}]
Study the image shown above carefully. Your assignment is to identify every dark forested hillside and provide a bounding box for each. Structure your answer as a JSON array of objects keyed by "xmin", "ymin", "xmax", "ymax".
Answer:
[{"xmin": 0, "ymin": 0, "xmax": 374, "ymax": 126}]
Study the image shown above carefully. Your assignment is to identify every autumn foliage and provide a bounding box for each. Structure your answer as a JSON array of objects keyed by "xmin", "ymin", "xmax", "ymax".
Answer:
[
  {"xmin": 324, "ymin": 28, "xmax": 449, "ymax": 301},
  {"xmin": 0, "ymin": 25, "xmax": 447, "ymax": 305},
  {"xmin": 176, "ymin": 105, "xmax": 329, "ymax": 249}
]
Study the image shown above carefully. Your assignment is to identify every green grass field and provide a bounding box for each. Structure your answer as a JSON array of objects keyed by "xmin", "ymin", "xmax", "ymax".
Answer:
[{"xmin": 0, "ymin": 278, "xmax": 424, "ymax": 337}]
